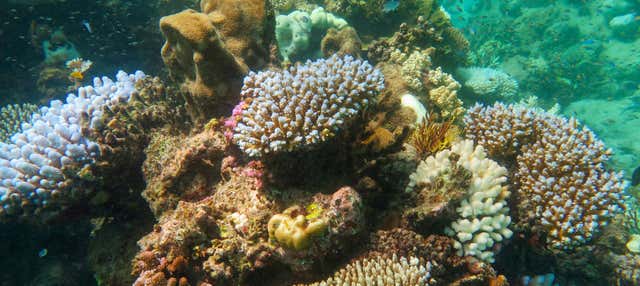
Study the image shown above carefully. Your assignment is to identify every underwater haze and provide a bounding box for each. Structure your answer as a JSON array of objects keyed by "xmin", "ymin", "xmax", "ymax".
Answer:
[{"xmin": 0, "ymin": 0, "xmax": 639, "ymax": 285}]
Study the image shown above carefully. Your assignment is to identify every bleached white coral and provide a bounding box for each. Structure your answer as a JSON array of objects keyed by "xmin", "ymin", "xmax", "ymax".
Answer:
[
  {"xmin": 408, "ymin": 139, "xmax": 512, "ymax": 263},
  {"xmin": 457, "ymin": 67, "xmax": 518, "ymax": 99}
]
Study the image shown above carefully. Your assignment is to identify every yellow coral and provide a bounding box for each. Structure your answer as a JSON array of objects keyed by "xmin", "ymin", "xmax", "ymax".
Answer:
[{"xmin": 268, "ymin": 206, "xmax": 328, "ymax": 250}]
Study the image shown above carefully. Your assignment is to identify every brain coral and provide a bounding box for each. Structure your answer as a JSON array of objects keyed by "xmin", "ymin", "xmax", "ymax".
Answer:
[
  {"xmin": 232, "ymin": 55, "xmax": 384, "ymax": 157},
  {"xmin": 0, "ymin": 71, "xmax": 145, "ymax": 220},
  {"xmin": 465, "ymin": 102, "xmax": 628, "ymax": 249}
]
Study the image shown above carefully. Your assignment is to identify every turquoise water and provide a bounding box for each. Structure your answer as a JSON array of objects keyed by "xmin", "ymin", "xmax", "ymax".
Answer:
[{"xmin": 0, "ymin": 0, "xmax": 638, "ymax": 285}]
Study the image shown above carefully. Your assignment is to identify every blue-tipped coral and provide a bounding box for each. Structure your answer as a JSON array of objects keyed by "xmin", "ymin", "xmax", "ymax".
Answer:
[
  {"xmin": 232, "ymin": 55, "xmax": 384, "ymax": 157},
  {"xmin": 0, "ymin": 71, "xmax": 145, "ymax": 220}
]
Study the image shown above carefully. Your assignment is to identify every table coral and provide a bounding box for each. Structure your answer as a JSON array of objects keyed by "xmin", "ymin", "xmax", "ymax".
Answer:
[
  {"xmin": 465, "ymin": 102, "xmax": 628, "ymax": 249},
  {"xmin": 232, "ymin": 55, "xmax": 384, "ymax": 157}
]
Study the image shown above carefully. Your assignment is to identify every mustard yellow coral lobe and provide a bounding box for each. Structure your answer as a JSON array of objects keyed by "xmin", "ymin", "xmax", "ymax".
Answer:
[{"xmin": 268, "ymin": 206, "xmax": 328, "ymax": 251}]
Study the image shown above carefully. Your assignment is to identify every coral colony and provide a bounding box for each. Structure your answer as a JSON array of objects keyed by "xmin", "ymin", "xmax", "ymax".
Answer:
[
  {"xmin": 0, "ymin": 71, "xmax": 144, "ymax": 219},
  {"xmin": 232, "ymin": 55, "xmax": 384, "ymax": 157},
  {"xmin": 465, "ymin": 103, "xmax": 627, "ymax": 249}
]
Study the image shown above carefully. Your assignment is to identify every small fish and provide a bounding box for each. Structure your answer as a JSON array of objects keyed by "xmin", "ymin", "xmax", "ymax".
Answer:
[
  {"xmin": 70, "ymin": 71, "xmax": 84, "ymax": 80},
  {"xmin": 382, "ymin": 0, "xmax": 400, "ymax": 13},
  {"xmin": 581, "ymin": 39, "xmax": 595, "ymax": 45},
  {"xmin": 82, "ymin": 20, "xmax": 92, "ymax": 33},
  {"xmin": 38, "ymin": 248, "xmax": 48, "ymax": 258},
  {"xmin": 632, "ymin": 165, "xmax": 640, "ymax": 186}
]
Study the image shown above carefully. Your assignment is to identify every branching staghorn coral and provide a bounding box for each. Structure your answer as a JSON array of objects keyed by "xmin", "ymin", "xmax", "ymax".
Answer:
[
  {"xmin": 407, "ymin": 139, "xmax": 512, "ymax": 263},
  {"xmin": 232, "ymin": 55, "xmax": 384, "ymax": 157},
  {"xmin": 465, "ymin": 102, "xmax": 628, "ymax": 249},
  {"xmin": 0, "ymin": 71, "xmax": 145, "ymax": 220},
  {"xmin": 0, "ymin": 103, "xmax": 39, "ymax": 142}
]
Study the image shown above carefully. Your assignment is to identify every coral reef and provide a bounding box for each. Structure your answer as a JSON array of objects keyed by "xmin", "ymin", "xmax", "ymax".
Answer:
[
  {"xmin": 133, "ymin": 156, "xmax": 274, "ymax": 285},
  {"xmin": 142, "ymin": 129, "xmax": 226, "ymax": 216},
  {"xmin": 232, "ymin": 55, "xmax": 384, "ymax": 157},
  {"xmin": 160, "ymin": 0, "xmax": 274, "ymax": 124},
  {"xmin": 0, "ymin": 103, "xmax": 39, "ymax": 142},
  {"xmin": 465, "ymin": 102, "xmax": 628, "ymax": 249},
  {"xmin": 0, "ymin": 71, "xmax": 144, "ymax": 221},
  {"xmin": 456, "ymin": 67, "xmax": 519, "ymax": 100},
  {"xmin": 407, "ymin": 140, "xmax": 512, "ymax": 263},
  {"xmin": 366, "ymin": 14, "xmax": 468, "ymax": 68}
]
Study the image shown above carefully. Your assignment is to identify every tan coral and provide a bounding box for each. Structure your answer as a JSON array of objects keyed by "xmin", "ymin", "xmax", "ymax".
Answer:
[
  {"xmin": 159, "ymin": 0, "xmax": 273, "ymax": 123},
  {"xmin": 425, "ymin": 67, "xmax": 464, "ymax": 121},
  {"xmin": 321, "ymin": 27, "xmax": 362, "ymax": 58}
]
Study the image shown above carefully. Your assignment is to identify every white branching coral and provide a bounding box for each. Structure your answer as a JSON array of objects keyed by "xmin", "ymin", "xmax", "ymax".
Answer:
[
  {"xmin": 232, "ymin": 55, "xmax": 384, "ymax": 157},
  {"xmin": 408, "ymin": 139, "xmax": 512, "ymax": 263},
  {"xmin": 301, "ymin": 254, "xmax": 434, "ymax": 286},
  {"xmin": 0, "ymin": 71, "xmax": 145, "ymax": 220}
]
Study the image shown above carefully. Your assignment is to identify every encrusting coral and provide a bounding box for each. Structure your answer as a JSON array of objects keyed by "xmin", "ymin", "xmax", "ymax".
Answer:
[
  {"xmin": 465, "ymin": 102, "xmax": 628, "ymax": 249},
  {"xmin": 232, "ymin": 55, "xmax": 384, "ymax": 157},
  {"xmin": 407, "ymin": 139, "xmax": 513, "ymax": 263}
]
